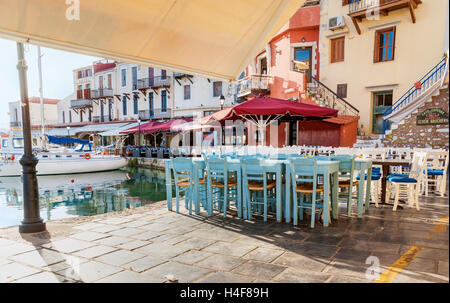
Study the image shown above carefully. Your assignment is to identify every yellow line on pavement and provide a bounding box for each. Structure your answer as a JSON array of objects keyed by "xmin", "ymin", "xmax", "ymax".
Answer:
[{"xmin": 376, "ymin": 216, "xmax": 449, "ymax": 283}]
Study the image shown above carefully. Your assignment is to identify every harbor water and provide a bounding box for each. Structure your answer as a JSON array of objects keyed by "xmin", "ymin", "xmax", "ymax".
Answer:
[{"xmin": 0, "ymin": 167, "xmax": 171, "ymax": 228}]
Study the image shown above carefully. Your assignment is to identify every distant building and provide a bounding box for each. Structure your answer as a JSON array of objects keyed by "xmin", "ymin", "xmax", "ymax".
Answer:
[{"xmin": 8, "ymin": 97, "xmax": 59, "ymax": 129}]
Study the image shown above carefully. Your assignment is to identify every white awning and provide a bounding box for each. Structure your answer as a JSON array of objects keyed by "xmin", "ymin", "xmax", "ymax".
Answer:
[
  {"xmin": 75, "ymin": 123, "xmax": 129, "ymax": 135},
  {"xmin": 46, "ymin": 127, "xmax": 83, "ymax": 137},
  {"xmin": 0, "ymin": 0, "xmax": 304, "ymax": 81},
  {"xmin": 99, "ymin": 122, "xmax": 140, "ymax": 137}
]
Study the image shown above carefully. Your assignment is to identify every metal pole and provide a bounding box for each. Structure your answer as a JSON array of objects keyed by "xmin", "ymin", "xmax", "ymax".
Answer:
[
  {"xmin": 17, "ymin": 42, "xmax": 46, "ymax": 233},
  {"xmin": 37, "ymin": 46, "xmax": 46, "ymax": 150}
]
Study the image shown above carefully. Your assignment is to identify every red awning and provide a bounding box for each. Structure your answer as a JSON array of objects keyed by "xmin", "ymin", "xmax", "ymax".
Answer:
[
  {"xmin": 120, "ymin": 121, "xmax": 163, "ymax": 135},
  {"xmin": 200, "ymin": 96, "xmax": 338, "ymax": 124},
  {"xmin": 135, "ymin": 118, "xmax": 193, "ymax": 134}
]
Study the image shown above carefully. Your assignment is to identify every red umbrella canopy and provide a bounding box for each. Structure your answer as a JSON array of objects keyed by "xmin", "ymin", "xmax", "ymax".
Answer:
[
  {"xmin": 201, "ymin": 96, "xmax": 338, "ymax": 123},
  {"xmin": 144, "ymin": 117, "xmax": 193, "ymax": 134},
  {"xmin": 119, "ymin": 121, "xmax": 163, "ymax": 135}
]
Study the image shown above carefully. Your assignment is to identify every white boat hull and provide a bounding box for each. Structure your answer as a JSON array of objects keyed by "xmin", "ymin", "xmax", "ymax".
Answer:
[{"xmin": 0, "ymin": 155, "xmax": 127, "ymax": 177}]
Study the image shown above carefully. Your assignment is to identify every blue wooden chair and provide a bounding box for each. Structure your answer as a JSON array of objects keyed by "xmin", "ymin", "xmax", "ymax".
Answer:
[
  {"xmin": 171, "ymin": 157, "xmax": 195, "ymax": 214},
  {"xmin": 205, "ymin": 157, "xmax": 238, "ymax": 217},
  {"xmin": 289, "ymin": 157, "xmax": 326, "ymax": 228},
  {"xmin": 241, "ymin": 158, "xmax": 276, "ymax": 222},
  {"xmin": 330, "ymin": 155, "xmax": 359, "ymax": 216}
]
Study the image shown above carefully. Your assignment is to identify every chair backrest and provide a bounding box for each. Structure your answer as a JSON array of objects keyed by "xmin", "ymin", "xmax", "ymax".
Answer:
[
  {"xmin": 171, "ymin": 157, "xmax": 194, "ymax": 182},
  {"xmin": 330, "ymin": 154, "xmax": 356, "ymax": 174},
  {"xmin": 289, "ymin": 158, "xmax": 318, "ymax": 186},
  {"xmin": 205, "ymin": 157, "xmax": 228, "ymax": 181},
  {"xmin": 409, "ymin": 151, "xmax": 428, "ymax": 181},
  {"xmin": 241, "ymin": 158, "xmax": 267, "ymax": 183},
  {"xmin": 427, "ymin": 151, "xmax": 449, "ymax": 172}
]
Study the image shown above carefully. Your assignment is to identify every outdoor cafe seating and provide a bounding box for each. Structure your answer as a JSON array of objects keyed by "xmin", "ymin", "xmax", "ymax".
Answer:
[{"xmin": 164, "ymin": 145, "xmax": 448, "ymax": 228}]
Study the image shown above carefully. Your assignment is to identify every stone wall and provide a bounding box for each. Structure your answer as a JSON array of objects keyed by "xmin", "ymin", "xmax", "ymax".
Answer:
[{"xmin": 382, "ymin": 86, "xmax": 449, "ymax": 149}]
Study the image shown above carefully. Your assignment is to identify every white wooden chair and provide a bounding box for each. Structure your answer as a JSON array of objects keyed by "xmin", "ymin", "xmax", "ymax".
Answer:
[
  {"xmin": 386, "ymin": 151, "xmax": 428, "ymax": 211},
  {"xmin": 424, "ymin": 151, "xmax": 448, "ymax": 197}
]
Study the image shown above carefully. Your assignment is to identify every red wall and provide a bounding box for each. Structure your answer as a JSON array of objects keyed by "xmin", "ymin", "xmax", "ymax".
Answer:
[{"xmin": 298, "ymin": 120, "xmax": 358, "ymax": 147}]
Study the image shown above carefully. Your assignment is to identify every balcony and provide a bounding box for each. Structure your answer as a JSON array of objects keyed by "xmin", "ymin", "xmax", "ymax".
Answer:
[
  {"xmin": 137, "ymin": 76, "xmax": 172, "ymax": 90},
  {"xmin": 348, "ymin": 0, "xmax": 421, "ymax": 34},
  {"xmin": 138, "ymin": 109, "xmax": 171, "ymax": 120},
  {"xmin": 237, "ymin": 75, "xmax": 272, "ymax": 98},
  {"xmin": 91, "ymin": 88, "xmax": 114, "ymax": 99},
  {"xmin": 71, "ymin": 99, "xmax": 93, "ymax": 109},
  {"xmin": 10, "ymin": 121, "xmax": 21, "ymax": 127}
]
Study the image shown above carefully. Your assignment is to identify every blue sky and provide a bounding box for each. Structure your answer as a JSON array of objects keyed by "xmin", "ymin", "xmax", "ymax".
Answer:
[{"xmin": 0, "ymin": 38, "xmax": 100, "ymax": 130}]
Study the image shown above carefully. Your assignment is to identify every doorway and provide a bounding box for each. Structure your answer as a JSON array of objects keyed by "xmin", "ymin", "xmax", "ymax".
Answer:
[
  {"xmin": 372, "ymin": 91, "xmax": 393, "ymax": 134},
  {"xmin": 294, "ymin": 47, "xmax": 313, "ymax": 82}
]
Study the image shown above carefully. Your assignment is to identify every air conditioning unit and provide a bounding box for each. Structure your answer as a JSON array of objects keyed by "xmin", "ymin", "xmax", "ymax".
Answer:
[{"xmin": 328, "ymin": 16, "xmax": 345, "ymax": 30}]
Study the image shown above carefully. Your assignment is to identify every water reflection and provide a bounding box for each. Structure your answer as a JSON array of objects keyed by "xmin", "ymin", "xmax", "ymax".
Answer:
[{"xmin": 0, "ymin": 168, "xmax": 171, "ymax": 228}]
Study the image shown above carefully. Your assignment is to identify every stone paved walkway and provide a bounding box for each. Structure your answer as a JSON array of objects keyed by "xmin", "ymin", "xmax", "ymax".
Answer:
[{"xmin": 0, "ymin": 194, "xmax": 448, "ymax": 283}]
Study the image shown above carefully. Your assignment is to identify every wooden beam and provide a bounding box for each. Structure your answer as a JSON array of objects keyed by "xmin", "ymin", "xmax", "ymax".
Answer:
[
  {"xmin": 351, "ymin": 17, "xmax": 361, "ymax": 35},
  {"xmin": 187, "ymin": 76, "xmax": 194, "ymax": 84},
  {"xmin": 409, "ymin": 1, "xmax": 416, "ymax": 23}
]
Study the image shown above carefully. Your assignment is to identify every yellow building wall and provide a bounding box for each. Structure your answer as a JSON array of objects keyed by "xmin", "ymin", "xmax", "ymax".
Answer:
[{"xmin": 319, "ymin": 0, "xmax": 448, "ymax": 135}]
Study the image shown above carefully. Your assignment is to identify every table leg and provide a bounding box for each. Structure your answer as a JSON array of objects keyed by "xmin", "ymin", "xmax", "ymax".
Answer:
[
  {"xmin": 331, "ymin": 171, "xmax": 339, "ymax": 219},
  {"xmin": 237, "ymin": 169, "xmax": 242, "ymax": 218},
  {"xmin": 276, "ymin": 168, "xmax": 282, "ymax": 223},
  {"xmin": 165, "ymin": 163, "xmax": 173, "ymax": 211},
  {"xmin": 357, "ymin": 165, "xmax": 366, "ymax": 218},
  {"xmin": 194, "ymin": 167, "xmax": 200, "ymax": 215},
  {"xmin": 323, "ymin": 172, "xmax": 330, "ymax": 227},
  {"xmin": 285, "ymin": 165, "xmax": 291, "ymax": 223},
  {"xmin": 365, "ymin": 167, "xmax": 372, "ymax": 211},
  {"xmin": 380, "ymin": 164, "xmax": 389, "ymax": 205}
]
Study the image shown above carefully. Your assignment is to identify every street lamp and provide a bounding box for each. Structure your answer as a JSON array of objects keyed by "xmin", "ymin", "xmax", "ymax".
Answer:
[
  {"xmin": 137, "ymin": 119, "xmax": 141, "ymax": 149},
  {"xmin": 16, "ymin": 42, "xmax": 46, "ymax": 233},
  {"xmin": 219, "ymin": 94, "xmax": 225, "ymax": 110}
]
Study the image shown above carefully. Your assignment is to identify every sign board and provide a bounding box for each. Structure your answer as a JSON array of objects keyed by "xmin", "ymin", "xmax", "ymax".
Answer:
[{"xmin": 416, "ymin": 108, "xmax": 449, "ymax": 125}]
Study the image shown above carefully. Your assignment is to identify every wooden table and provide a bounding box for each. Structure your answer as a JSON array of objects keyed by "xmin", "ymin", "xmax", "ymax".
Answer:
[{"xmin": 372, "ymin": 159, "xmax": 412, "ymax": 207}]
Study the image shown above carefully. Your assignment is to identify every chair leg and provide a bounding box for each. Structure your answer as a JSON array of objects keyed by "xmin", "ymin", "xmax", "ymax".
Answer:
[
  {"xmin": 310, "ymin": 196, "xmax": 316, "ymax": 228},
  {"xmin": 223, "ymin": 186, "xmax": 228, "ymax": 219},
  {"xmin": 347, "ymin": 186, "xmax": 352, "ymax": 217},
  {"xmin": 414, "ymin": 184, "xmax": 420, "ymax": 211},
  {"xmin": 393, "ymin": 183, "xmax": 400, "ymax": 211},
  {"xmin": 263, "ymin": 189, "xmax": 268, "ymax": 223},
  {"xmin": 299, "ymin": 193, "xmax": 304, "ymax": 221},
  {"xmin": 175, "ymin": 185, "xmax": 180, "ymax": 213}
]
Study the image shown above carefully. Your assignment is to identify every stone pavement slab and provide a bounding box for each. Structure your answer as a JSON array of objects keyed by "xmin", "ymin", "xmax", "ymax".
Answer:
[
  {"xmin": 42, "ymin": 238, "xmax": 95, "ymax": 254},
  {"xmin": 70, "ymin": 231, "xmax": 110, "ymax": 242},
  {"xmin": 196, "ymin": 272, "xmax": 254, "ymax": 283},
  {"xmin": 134, "ymin": 243, "xmax": 189, "ymax": 259},
  {"xmin": 95, "ymin": 270, "xmax": 164, "ymax": 283},
  {"xmin": 8, "ymin": 248, "xmax": 68, "ymax": 268},
  {"xmin": 0, "ymin": 262, "xmax": 41, "ymax": 282},
  {"xmin": 195, "ymin": 254, "xmax": 246, "ymax": 271},
  {"xmin": 143, "ymin": 261, "xmax": 212, "ymax": 282},
  {"xmin": 232, "ymin": 260, "xmax": 286, "ymax": 280},
  {"xmin": 57, "ymin": 260, "xmax": 122, "ymax": 282},
  {"xmin": 72, "ymin": 245, "xmax": 118, "ymax": 259},
  {"xmin": 172, "ymin": 250, "xmax": 212, "ymax": 265},
  {"xmin": 95, "ymin": 249, "xmax": 146, "ymax": 266},
  {"xmin": 122, "ymin": 256, "xmax": 167, "ymax": 273},
  {"xmin": 202, "ymin": 241, "xmax": 257, "ymax": 257},
  {"xmin": 243, "ymin": 247, "xmax": 285, "ymax": 263},
  {"xmin": 13, "ymin": 271, "xmax": 73, "ymax": 283},
  {"xmin": 273, "ymin": 268, "xmax": 331, "ymax": 283}
]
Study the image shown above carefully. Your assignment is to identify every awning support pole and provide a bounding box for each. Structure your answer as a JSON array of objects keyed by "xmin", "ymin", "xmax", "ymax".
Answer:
[{"xmin": 17, "ymin": 42, "xmax": 46, "ymax": 233}]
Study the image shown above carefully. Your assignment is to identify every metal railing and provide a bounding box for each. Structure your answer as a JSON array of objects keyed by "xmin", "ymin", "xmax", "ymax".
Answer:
[
  {"xmin": 384, "ymin": 56, "xmax": 448, "ymax": 117},
  {"xmin": 309, "ymin": 77, "xmax": 359, "ymax": 116},
  {"xmin": 138, "ymin": 109, "xmax": 171, "ymax": 119},
  {"xmin": 349, "ymin": 0, "xmax": 402, "ymax": 14},
  {"xmin": 71, "ymin": 99, "xmax": 93, "ymax": 108},
  {"xmin": 137, "ymin": 76, "xmax": 172, "ymax": 89},
  {"xmin": 91, "ymin": 88, "xmax": 113, "ymax": 99},
  {"xmin": 237, "ymin": 74, "xmax": 272, "ymax": 97}
]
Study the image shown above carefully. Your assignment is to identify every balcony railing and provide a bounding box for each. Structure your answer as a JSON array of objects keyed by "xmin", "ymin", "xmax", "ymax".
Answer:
[
  {"xmin": 237, "ymin": 74, "xmax": 272, "ymax": 98},
  {"xmin": 10, "ymin": 121, "xmax": 21, "ymax": 127},
  {"xmin": 71, "ymin": 99, "xmax": 93, "ymax": 108},
  {"xmin": 138, "ymin": 109, "xmax": 171, "ymax": 120},
  {"xmin": 137, "ymin": 76, "xmax": 172, "ymax": 90},
  {"xmin": 91, "ymin": 88, "xmax": 113, "ymax": 99},
  {"xmin": 349, "ymin": 0, "xmax": 414, "ymax": 14}
]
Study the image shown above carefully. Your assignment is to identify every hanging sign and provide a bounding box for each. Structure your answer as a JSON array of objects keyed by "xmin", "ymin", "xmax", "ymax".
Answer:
[{"xmin": 416, "ymin": 108, "xmax": 449, "ymax": 125}]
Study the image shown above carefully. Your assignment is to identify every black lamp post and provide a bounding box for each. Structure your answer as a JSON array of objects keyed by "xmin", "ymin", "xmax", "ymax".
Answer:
[
  {"xmin": 137, "ymin": 119, "xmax": 141, "ymax": 149},
  {"xmin": 16, "ymin": 42, "xmax": 46, "ymax": 233},
  {"xmin": 219, "ymin": 94, "xmax": 225, "ymax": 110}
]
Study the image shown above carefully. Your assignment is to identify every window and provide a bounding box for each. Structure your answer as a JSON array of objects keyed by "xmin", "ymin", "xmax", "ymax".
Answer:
[
  {"xmin": 148, "ymin": 92, "xmax": 154, "ymax": 116},
  {"xmin": 86, "ymin": 69, "xmax": 92, "ymax": 77},
  {"xmin": 99, "ymin": 75, "xmax": 103, "ymax": 89},
  {"xmin": 184, "ymin": 85, "xmax": 191, "ymax": 100},
  {"xmin": 132, "ymin": 66, "xmax": 138, "ymax": 90},
  {"xmin": 342, "ymin": 0, "xmax": 360, "ymax": 5},
  {"xmin": 69, "ymin": 110, "xmax": 72, "ymax": 123},
  {"xmin": 133, "ymin": 95, "xmax": 139, "ymax": 115},
  {"xmin": 372, "ymin": 90, "xmax": 393, "ymax": 134},
  {"xmin": 161, "ymin": 69, "xmax": 167, "ymax": 79},
  {"xmin": 161, "ymin": 90, "xmax": 167, "ymax": 112},
  {"xmin": 107, "ymin": 74, "xmax": 112, "ymax": 89},
  {"xmin": 375, "ymin": 27, "xmax": 396, "ymax": 63},
  {"xmin": 122, "ymin": 95, "xmax": 127, "ymax": 116},
  {"xmin": 121, "ymin": 69, "xmax": 127, "ymax": 87},
  {"xmin": 62, "ymin": 111, "xmax": 65, "ymax": 124},
  {"xmin": 337, "ymin": 84, "xmax": 347, "ymax": 98},
  {"xmin": 77, "ymin": 71, "xmax": 82, "ymax": 79},
  {"xmin": 259, "ymin": 57, "xmax": 268, "ymax": 75},
  {"xmin": 331, "ymin": 37, "xmax": 345, "ymax": 63},
  {"xmin": 213, "ymin": 81, "xmax": 222, "ymax": 97}
]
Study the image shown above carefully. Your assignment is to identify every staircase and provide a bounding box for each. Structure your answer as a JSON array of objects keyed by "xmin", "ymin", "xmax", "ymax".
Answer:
[
  {"xmin": 306, "ymin": 77, "xmax": 360, "ymax": 117},
  {"xmin": 382, "ymin": 54, "xmax": 449, "ymax": 140}
]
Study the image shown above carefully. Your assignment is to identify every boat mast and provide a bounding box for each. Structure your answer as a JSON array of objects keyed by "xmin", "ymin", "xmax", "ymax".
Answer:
[{"xmin": 37, "ymin": 46, "xmax": 46, "ymax": 150}]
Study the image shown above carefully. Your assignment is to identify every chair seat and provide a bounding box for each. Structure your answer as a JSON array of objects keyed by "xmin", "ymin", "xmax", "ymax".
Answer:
[
  {"xmin": 211, "ymin": 178, "xmax": 237, "ymax": 188},
  {"xmin": 295, "ymin": 183, "xmax": 324, "ymax": 194},
  {"xmin": 178, "ymin": 178, "xmax": 205, "ymax": 187},
  {"xmin": 427, "ymin": 169, "xmax": 444, "ymax": 176},
  {"xmin": 248, "ymin": 180, "xmax": 276, "ymax": 191},
  {"xmin": 357, "ymin": 174, "xmax": 381, "ymax": 181},
  {"xmin": 387, "ymin": 176, "xmax": 418, "ymax": 183},
  {"xmin": 338, "ymin": 179, "xmax": 359, "ymax": 188}
]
